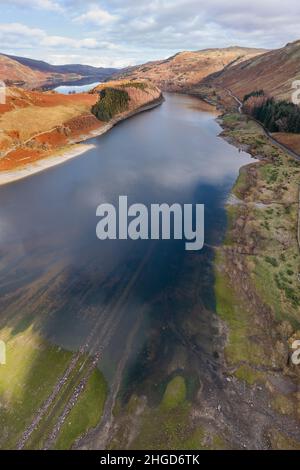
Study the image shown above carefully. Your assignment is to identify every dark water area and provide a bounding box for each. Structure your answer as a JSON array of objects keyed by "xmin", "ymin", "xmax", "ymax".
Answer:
[{"xmin": 0, "ymin": 93, "xmax": 253, "ymax": 393}]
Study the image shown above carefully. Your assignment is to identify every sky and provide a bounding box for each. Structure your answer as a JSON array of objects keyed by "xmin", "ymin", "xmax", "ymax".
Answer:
[{"xmin": 0, "ymin": 0, "xmax": 300, "ymax": 68}]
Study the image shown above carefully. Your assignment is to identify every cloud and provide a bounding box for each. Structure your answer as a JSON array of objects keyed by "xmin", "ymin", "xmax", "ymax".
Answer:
[
  {"xmin": 0, "ymin": 23, "xmax": 100, "ymax": 50},
  {"xmin": 66, "ymin": 0, "xmax": 299, "ymax": 60},
  {"xmin": 1, "ymin": 0, "xmax": 300, "ymax": 67},
  {"xmin": 41, "ymin": 36, "xmax": 99, "ymax": 49},
  {"xmin": 47, "ymin": 53, "xmax": 136, "ymax": 68},
  {"xmin": 73, "ymin": 4, "xmax": 118, "ymax": 25},
  {"xmin": 0, "ymin": 22, "xmax": 44, "ymax": 39},
  {"xmin": 0, "ymin": 0, "xmax": 64, "ymax": 12},
  {"xmin": 0, "ymin": 21, "xmax": 129, "ymax": 67}
]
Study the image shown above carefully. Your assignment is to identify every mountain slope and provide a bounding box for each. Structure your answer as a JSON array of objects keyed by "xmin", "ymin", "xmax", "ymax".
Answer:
[
  {"xmin": 4, "ymin": 54, "xmax": 118, "ymax": 79},
  {"xmin": 114, "ymin": 47, "xmax": 267, "ymax": 91},
  {"xmin": 0, "ymin": 80, "xmax": 162, "ymax": 174},
  {"xmin": 0, "ymin": 54, "xmax": 118, "ymax": 88},
  {"xmin": 203, "ymin": 40, "xmax": 300, "ymax": 101},
  {"xmin": 0, "ymin": 54, "xmax": 50, "ymax": 86}
]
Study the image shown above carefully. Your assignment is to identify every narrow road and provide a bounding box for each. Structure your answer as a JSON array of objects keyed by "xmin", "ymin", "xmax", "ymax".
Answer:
[
  {"xmin": 225, "ymin": 88, "xmax": 300, "ymax": 162},
  {"xmin": 225, "ymin": 88, "xmax": 300, "ymax": 254}
]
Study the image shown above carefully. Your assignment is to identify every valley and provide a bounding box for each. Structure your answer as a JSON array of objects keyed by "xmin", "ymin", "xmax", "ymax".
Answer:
[{"xmin": 0, "ymin": 36, "xmax": 300, "ymax": 450}]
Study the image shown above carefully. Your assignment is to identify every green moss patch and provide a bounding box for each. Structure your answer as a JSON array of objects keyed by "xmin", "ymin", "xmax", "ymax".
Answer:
[
  {"xmin": 0, "ymin": 327, "xmax": 72, "ymax": 449},
  {"xmin": 235, "ymin": 365, "xmax": 263, "ymax": 385},
  {"xmin": 161, "ymin": 376, "xmax": 186, "ymax": 410}
]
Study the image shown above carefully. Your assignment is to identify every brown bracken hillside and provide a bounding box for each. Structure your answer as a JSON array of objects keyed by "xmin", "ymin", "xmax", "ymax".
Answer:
[
  {"xmin": 0, "ymin": 54, "xmax": 81, "ymax": 88},
  {"xmin": 114, "ymin": 46, "xmax": 267, "ymax": 92},
  {"xmin": 0, "ymin": 80, "xmax": 162, "ymax": 171},
  {"xmin": 202, "ymin": 40, "xmax": 300, "ymax": 101}
]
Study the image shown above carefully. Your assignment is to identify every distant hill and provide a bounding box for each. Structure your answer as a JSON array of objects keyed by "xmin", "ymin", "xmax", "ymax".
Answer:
[
  {"xmin": 113, "ymin": 46, "xmax": 267, "ymax": 91},
  {"xmin": 0, "ymin": 53, "xmax": 118, "ymax": 88},
  {"xmin": 0, "ymin": 54, "xmax": 49, "ymax": 86},
  {"xmin": 4, "ymin": 54, "xmax": 118, "ymax": 78},
  {"xmin": 202, "ymin": 40, "xmax": 300, "ymax": 101}
]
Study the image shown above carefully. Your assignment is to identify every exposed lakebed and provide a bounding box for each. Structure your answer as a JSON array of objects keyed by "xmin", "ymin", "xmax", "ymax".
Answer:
[{"xmin": 0, "ymin": 93, "xmax": 254, "ymax": 448}]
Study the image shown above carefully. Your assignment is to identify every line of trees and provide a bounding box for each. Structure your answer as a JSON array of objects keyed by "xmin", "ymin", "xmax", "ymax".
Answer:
[
  {"xmin": 243, "ymin": 90, "xmax": 265, "ymax": 102},
  {"xmin": 243, "ymin": 91, "xmax": 300, "ymax": 133}
]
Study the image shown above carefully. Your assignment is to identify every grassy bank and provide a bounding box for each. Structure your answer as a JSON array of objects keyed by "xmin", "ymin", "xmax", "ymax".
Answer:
[
  {"xmin": 214, "ymin": 112, "xmax": 300, "ymax": 433},
  {"xmin": 0, "ymin": 326, "xmax": 107, "ymax": 449},
  {"xmin": 54, "ymin": 369, "xmax": 107, "ymax": 450}
]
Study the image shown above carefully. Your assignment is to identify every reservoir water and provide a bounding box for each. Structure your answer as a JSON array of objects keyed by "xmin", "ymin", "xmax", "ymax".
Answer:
[
  {"xmin": 54, "ymin": 81, "xmax": 101, "ymax": 94},
  {"xmin": 0, "ymin": 93, "xmax": 254, "ymax": 445}
]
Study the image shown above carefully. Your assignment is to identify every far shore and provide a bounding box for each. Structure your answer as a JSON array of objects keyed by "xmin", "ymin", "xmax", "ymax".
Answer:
[{"xmin": 0, "ymin": 96, "xmax": 163, "ymax": 186}]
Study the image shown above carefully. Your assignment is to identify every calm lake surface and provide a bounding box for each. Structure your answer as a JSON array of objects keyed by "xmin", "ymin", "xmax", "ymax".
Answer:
[
  {"xmin": 54, "ymin": 81, "xmax": 101, "ymax": 94},
  {"xmin": 0, "ymin": 93, "xmax": 253, "ymax": 402}
]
